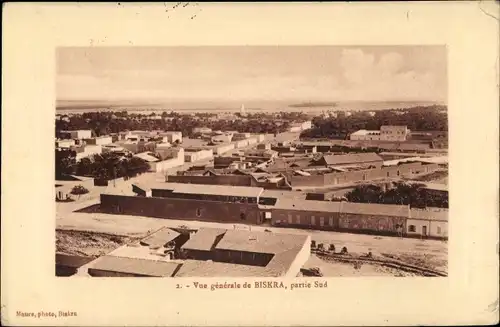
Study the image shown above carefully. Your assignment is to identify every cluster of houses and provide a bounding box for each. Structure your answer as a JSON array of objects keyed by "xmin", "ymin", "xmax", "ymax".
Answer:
[{"xmin": 56, "ymin": 128, "xmax": 270, "ymax": 173}]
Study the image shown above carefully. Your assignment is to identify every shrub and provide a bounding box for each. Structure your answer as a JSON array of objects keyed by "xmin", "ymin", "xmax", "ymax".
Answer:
[{"xmin": 70, "ymin": 185, "xmax": 89, "ymax": 195}]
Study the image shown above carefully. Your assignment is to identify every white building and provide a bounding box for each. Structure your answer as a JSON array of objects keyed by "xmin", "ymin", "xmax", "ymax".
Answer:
[
  {"xmin": 184, "ymin": 148, "xmax": 214, "ymax": 163},
  {"xmin": 60, "ymin": 130, "xmax": 92, "ymax": 140},
  {"xmin": 134, "ymin": 148, "xmax": 185, "ymax": 173},
  {"xmin": 407, "ymin": 208, "xmax": 448, "ymax": 238},
  {"xmin": 232, "ymin": 133, "xmax": 251, "ymax": 141},
  {"xmin": 350, "ymin": 125, "xmax": 410, "ymax": 141},
  {"xmin": 211, "ymin": 134, "xmax": 233, "ymax": 144},
  {"xmin": 349, "ymin": 130, "xmax": 382, "ymax": 141},
  {"xmin": 234, "ymin": 139, "xmax": 249, "ymax": 149},
  {"xmin": 84, "ymin": 136, "xmax": 113, "ymax": 146},
  {"xmin": 211, "ymin": 143, "xmax": 235, "ymax": 155},
  {"xmin": 160, "ymin": 131, "xmax": 182, "ymax": 144},
  {"xmin": 288, "ymin": 121, "xmax": 312, "ymax": 132},
  {"xmin": 56, "ymin": 139, "xmax": 76, "ymax": 148},
  {"xmin": 74, "ymin": 145, "xmax": 103, "ymax": 161},
  {"xmin": 380, "ymin": 125, "xmax": 409, "ymax": 141},
  {"xmin": 192, "ymin": 127, "xmax": 212, "ymax": 135},
  {"xmin": 246, "ymin": 137, "xmax": 258, "ymax": 146},
  {"xmin": 102, "ymin": 144, "xmax": 128, "ymax": 154}
]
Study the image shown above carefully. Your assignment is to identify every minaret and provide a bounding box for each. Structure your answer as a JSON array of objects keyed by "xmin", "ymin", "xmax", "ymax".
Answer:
[{"xmin": 240, "ymin": 104, "xmax": 246, "ymax": 116}]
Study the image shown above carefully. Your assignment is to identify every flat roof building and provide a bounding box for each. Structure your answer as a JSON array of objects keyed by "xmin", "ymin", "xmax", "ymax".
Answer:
[
  {"xmin": 314, "ymin": 153, "xmax": 384, "ymax": 168},
  {"xmin": 87, "ymin": 256, "xmax": 181, "ymax": 277},
  {"xmin": 146, "ymin": 182, "xmax": 264, "ymax": 200},
  {"xmin": 177, "ymin": 228, "xmax": 311, "ymax": 277}
]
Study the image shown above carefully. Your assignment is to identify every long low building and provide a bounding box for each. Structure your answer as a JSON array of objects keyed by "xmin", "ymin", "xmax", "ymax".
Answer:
[
  {"xmin": 80, "ymin": 227, "xmax": 310, "ymax": 278},
  {"xmin": 100, "ymin": 182, "xmax": 448, "ymax": 239}
]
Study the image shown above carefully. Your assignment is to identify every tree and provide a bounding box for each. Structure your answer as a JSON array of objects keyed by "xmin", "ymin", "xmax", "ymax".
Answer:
[
  {"xmin": 70, "ymin": 185, "xmax": 89, "ymax": 199},
  {"xmin": 55, "ymin": 149, "xmax": 77, "ymax": 179},
  {"xmin": 345, "ymin": 182, "xmax": 448, "ymax": 208}
]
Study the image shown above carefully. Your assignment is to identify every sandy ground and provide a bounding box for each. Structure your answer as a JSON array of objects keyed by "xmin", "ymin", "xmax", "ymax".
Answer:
[
  {"xmin": 56, "ymin": 230, "xmax": 139, "ymax": 257},
  {"xmin": 303, "ymin": 255, "xmax": 419, "ymax": 277}
]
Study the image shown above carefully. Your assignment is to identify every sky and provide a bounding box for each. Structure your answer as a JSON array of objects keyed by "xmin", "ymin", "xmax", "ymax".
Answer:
[{"xmin": 57, "ymin": 46, "xmax": 447, "ymax": 103}]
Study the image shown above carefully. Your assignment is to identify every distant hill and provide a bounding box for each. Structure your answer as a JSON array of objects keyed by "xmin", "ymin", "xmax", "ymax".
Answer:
[{"xmin": 289, "ymin": 101, "xmax": 338, "ymax": 108}]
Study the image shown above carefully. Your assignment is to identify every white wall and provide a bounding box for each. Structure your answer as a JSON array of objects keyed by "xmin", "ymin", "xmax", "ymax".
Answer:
[
  {"xmin": 406, "ymin": 219, "xmax": 429, "ymax": 236},
  {"xmin": 213, "ymin": 143, "xmax": 235, "ymax": 155},
  {"xmin": 184, "ymin": 149, "xmax": 213, "ymax": 162},
  {"xmin": 429, "ymin": 220, "xmax": 448, "ymax": 238},
  {"xmin": 56, "ymin": 139, "xmax": 75, "ymax": 148},
  {"xmin": 407, "ymin": 219, "xmax": 447, "ymax": 238},
  {"xmin": 75, "ymin": 130, "xmax": 92, "ymax": 139},
  {"xmin": 235, "ymin": 140, "xmax": 249, "ymax": 148},
  {"xmin": 94, "ymin": 136, "xmax": 113, "ymax": 145},
  {"xmin": 285, "ymin": 235, "xmax": 311, "ymax": 277}
]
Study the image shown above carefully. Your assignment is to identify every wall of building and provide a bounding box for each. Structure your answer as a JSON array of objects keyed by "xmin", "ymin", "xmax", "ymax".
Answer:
[
  {"xmin": 214, "ymin": 156, "xmax": 241, "ymax": 168},
  {"xmin": 255, "ymin": 178, "xmax": 291, "ymax": 190},
  {"xmin": 56, "ymin": 139, "xmax": 76, "ymax": 148},
  {"xmin": 214, "ymin": 249, "xmax": 274, "ymax": 267},
  {"xmin": 291, "ymin": 175, "xmax": 325, "ymax": 188},
  {"xmin": 76, "ymin": 145, "xmax": 103, "ymax": 161},
  {"xmin": 290, "ymin": 162, "xmax": 437, "ymax": 188},
  {"xmin": 88, "ymin": 269, "xmax": 148, "ymax": 277},
  {"xmin": 166, "ymin": 174, "xmax": 253, "ymax": 187},
  {"xmin": 338, "ymin": 213, "xmax": 406, "ymax": 235},
  {"xmin": 183, "ymin": 249, "xmax": 214, "ymax": 261},
  {"xmin": 120, "ymin": 142, "xmax": 156, "ymax": 154},
  {"xmin": 234, "ymin": 140, "xmax": 249, "ymax": 148},
  {"xmin": 63, "ymin": 130, "xmax": 92, "ymax": 140},
  {"xmin": 184, "ymin": 149, "xmax": 214, "ymax": 162},
  {"xmin": 166, "ymin": 173, "xmax": 290, "ymax": 190},
  {"xmin": 284, "ymin": 235, "xmax": 311, "ymax": 277},
  {"xmin": 406, "ymin": 219, "xmax": 447, "ymax": 239},
  {"xmin": 430, "ymin": 220, "xmax": 448, "ymax": 238},
  {"xmin": 406, "ymin": 219, "xmax": 429, "ymax": 237},
  {"xmin": 100, "ymin": 194, "xmax": 262, "ymax": 224},
  {"xmin": 380, "ymin": 126, "xmax": 408, "ymax": 141},
  {"xmin": 271, "ymin": 209, "xmax": 341, "ymax": 230},
  {"xmin": 150, "ymin": 155, "xmax": 185, "ymax": 172},
  {"xmin": 162, "ymin": 132, "xmax": 182, "ymax": 144},
  {"xmin": 85, "ymin": 137, "xmax": 113, "ymax": 146},
  {"xmin": 212, "ymin": 143, "xmax": 235, "ymax": 155},
  {"xmin": 350, "ymin": 133, "xmax": 382, "ymax": 141}
]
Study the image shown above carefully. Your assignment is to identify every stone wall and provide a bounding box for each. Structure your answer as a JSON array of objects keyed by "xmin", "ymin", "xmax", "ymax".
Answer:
[{"xmin": 290, "ymin": 162, "xmax": 438, "ymax": 188}]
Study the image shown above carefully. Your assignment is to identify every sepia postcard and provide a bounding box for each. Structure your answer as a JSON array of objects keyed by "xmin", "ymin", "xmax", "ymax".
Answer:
[{"xmin": 2, "ymin": 2, "xmax": 499, "ymax": 326}]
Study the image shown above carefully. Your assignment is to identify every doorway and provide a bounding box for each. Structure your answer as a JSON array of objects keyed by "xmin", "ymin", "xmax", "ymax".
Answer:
[{"xmin": 422, "ymin": 225, "xmax": 427, "ymax": 237}]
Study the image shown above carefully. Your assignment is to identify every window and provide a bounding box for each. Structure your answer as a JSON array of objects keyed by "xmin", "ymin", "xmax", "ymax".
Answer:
[
  {"xmin": 311, "ymin": 216, "xmax": 316, "ymax": 225},
  {"xmin": 196, "ymin": 208, "xmax": 201, "ymax": 217},
  {"xmin": 387, "ymin": 171, "xmax": 390, "ymax": 177},
  {"xmin": 296, "ymin": 215, "xmax": 301, "ymax": 224},
  {"xmin": 437, "ymin": 226, "xmax": 442, "ymax": 234},
  {"xmin": 287, "ymin": 214, "xmax": 293, "ymax": 224},
  {"xmin": 240, "ymin": 212, "xmax": 246, "ymax": 220},
  {"xmin": 408, "ymin": 225, "xmax": 416, "ymax": 232},
  {"xmin": 329, "ymin": 217, "xmax": 334, "ymax": 226},
  {"xmin": 320, "ymin": 217, "xmax": 324, "ymax": 226}
]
